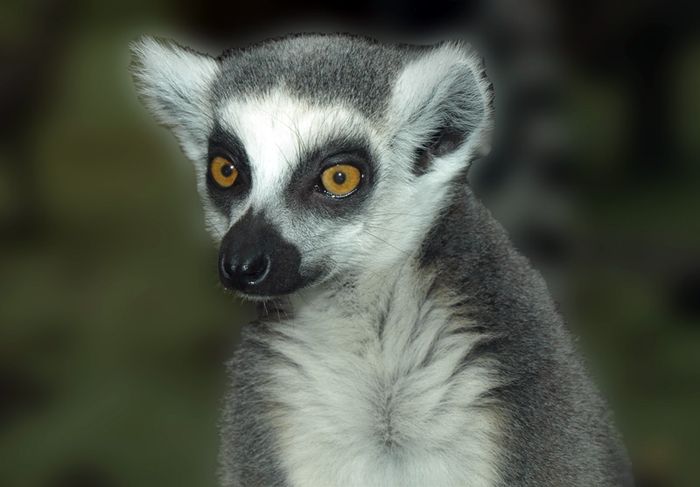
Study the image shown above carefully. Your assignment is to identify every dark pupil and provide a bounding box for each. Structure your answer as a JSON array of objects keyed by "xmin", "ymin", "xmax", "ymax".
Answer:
[
  {"xmin": 332, "ymin": 171, "xmax": 346, "ymax": 185},
  {"xmin": 220, "ymin": 164, "xmax": 233, "ymax": 177}
]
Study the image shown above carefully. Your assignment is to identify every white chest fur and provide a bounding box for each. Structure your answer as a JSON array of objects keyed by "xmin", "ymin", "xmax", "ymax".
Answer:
[{"xmin": 259, "ymin": 268, "xmax": 503, "ymax": 487}]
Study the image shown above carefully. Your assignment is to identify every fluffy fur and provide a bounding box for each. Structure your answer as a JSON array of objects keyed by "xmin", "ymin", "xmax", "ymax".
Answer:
[{"xmin": 131, "ymin": 33, "xmax": 632, "ymax": 486}]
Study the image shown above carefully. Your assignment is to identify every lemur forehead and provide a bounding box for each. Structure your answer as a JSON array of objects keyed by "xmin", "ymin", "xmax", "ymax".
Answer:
[{"xmin": 212, "ymin": 34, "xmax": 419, "ymax": 120}]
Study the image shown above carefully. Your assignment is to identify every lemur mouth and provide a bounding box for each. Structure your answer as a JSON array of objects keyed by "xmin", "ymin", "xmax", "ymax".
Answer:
[{"xmin": 222, "ymin": 264, "xmax": 326, "ymax": 304}]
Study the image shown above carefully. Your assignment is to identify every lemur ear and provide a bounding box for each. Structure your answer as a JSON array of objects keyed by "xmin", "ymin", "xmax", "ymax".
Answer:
[
  {"xmin": 387, "ymin": 42, "xmax": 492, "ymax": 175},
  {"xmin": 130, "ymin": 36, "xmax": 220, "ymax": 160}
]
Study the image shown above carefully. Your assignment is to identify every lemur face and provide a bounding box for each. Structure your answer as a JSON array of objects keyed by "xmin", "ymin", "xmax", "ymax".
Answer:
[{"xmin": 132, "ymin": 35, "xmax": 491, "ymax": 298}]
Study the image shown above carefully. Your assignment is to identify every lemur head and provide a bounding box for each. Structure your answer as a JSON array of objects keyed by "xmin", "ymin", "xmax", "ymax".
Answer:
[{"xmin": 131, "ymin": 34, "xmax": 492, "ymax": 299}]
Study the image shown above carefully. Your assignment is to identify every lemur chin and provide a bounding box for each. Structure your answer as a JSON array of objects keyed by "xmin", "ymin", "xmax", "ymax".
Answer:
[{"xmin": 131, "ymin": 33, "xmax": 632, "ymax": 487}]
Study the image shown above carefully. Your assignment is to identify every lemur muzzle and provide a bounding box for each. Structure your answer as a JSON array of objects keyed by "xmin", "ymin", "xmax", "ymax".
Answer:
[{"xmin": 218, "ymin": 211, "xmax": 304, "ymax": 296}]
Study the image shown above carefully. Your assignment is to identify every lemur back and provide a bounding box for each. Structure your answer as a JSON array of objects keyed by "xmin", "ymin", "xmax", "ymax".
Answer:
[{"xmin": 131, "ymin": 33, "xmax": 632, "ymax": 486}]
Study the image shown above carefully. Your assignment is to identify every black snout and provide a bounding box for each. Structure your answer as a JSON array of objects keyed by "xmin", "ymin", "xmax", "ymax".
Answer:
[{"xmin": 218, "ymin": 212, "xmax": 306, "ymax": 296}]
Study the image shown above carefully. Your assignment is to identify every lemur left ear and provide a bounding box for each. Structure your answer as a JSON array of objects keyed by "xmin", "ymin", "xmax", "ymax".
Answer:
[
  {"xmin": 387, "ymin": 42, "xmax": 492, "ymax": 175},
  {"xmin": 130, "ymin": 36, "xmax": 220, "ymax": 161}
]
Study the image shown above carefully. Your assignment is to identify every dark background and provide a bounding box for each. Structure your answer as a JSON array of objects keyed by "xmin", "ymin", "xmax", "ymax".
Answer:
[{"xmin": 1, "ymin": 0, "xmax": 698, "ymax": 486}]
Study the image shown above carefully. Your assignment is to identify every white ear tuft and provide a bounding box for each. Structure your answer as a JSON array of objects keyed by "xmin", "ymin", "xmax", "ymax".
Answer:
[
  {"xmin": 130, "ymin": 36, "xmax": 220, "ymax": 160},
  {"xmin": 387, "ymin": 42, "xmax": 492, "ymax": 167}
]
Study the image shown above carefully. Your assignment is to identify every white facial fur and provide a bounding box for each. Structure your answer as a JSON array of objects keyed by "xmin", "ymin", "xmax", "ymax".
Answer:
[{"xmin": 211, "ymin": 91, "xmax": 376, "ymax": 244}]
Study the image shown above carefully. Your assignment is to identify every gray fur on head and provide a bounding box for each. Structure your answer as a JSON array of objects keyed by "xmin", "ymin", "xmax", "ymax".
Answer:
[{"xmin": 131, "ymin": 33, "xmax": 631, "ymax": 486}]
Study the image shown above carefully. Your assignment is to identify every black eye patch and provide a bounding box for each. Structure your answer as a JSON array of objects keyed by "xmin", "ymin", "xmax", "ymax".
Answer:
[
  {"xmin": 284, "ymin": 136, "xmax": 376, "ymax": 217},
  {"xmin": 206, "ymin": 124, "xmax": 252, "ymax": 215}
]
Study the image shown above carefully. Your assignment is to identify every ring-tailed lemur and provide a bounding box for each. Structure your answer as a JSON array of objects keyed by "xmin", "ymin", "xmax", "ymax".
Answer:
[{"xmin": 131, "ymin": 33, "xmax": 632, "ymax": 487}]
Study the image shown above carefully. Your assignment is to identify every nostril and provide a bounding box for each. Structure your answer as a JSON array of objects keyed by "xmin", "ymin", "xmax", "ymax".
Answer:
[
  {"xmin": 239, "ymin": 254, "xmax": 270, "ymax": 284},
  {"xmin": 219, "ymin": 254, "xmax": 235, "ymax": 282}
]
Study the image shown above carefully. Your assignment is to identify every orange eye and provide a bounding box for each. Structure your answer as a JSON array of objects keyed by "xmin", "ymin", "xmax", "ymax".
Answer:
[
  {"xmin": 320, "ymin": 164, "xmax": 362, "ymax": 197},
  {"xmin": 209, "ymin": 156, "xmax": 238, "ymax": 188}
]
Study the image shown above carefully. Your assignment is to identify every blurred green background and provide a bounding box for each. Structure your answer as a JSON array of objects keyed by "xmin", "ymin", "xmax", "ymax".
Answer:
[{"xmin": 0, "ymin": 1, "xmax": 698, "ymax": 486}]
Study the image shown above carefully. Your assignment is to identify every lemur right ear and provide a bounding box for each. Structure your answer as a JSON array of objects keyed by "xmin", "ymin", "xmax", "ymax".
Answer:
[
  {"xmin": 386, "ymin": 42, "xmax": 492, "ymax": 175},
  {"xmin": 130, "ymin": 36, "xmax": 220, "ymax": 161}
]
